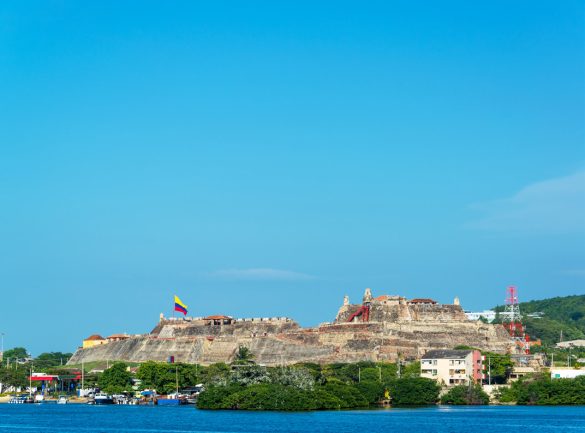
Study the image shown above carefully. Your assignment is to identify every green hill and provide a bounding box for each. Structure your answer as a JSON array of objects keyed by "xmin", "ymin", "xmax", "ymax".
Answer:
[{"xmin": 493, "ymin": 294, "xmax": 585, "ymax": 347}]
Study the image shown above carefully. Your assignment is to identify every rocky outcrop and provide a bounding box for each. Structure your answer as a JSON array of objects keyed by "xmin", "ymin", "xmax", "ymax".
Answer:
[{"xmin": 68, "ymin": 290, "xmax": 513, "ymax": 366}]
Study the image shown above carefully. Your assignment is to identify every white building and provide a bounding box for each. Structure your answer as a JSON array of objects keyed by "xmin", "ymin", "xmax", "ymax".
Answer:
[
  {"xmin": 556, "ymin": 340, "xmax": 585, "ymax": 349},
  {"xmin": 465, "ymin": 310, "xmax": 496, "ymax": 323},
  {"xmin": 420, "ymin": 349, "xmax": 483, "ymax": 386},
  {"xmin": 550, "ymin": 368, "xmax": 585, "ymax": 379}
]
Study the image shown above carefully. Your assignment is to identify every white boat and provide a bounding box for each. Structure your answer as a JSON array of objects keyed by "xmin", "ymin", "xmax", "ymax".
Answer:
[
  {"xmin": 57, "ymin": 395, "xmax": 69, "ymax": 404},
  {"xmin": 93, "ymin": 392, "xmax": 114, "ymax": 405},
  {"xmin": 8, "ymin": 395, "xmax": 27, "ymax": 404}
]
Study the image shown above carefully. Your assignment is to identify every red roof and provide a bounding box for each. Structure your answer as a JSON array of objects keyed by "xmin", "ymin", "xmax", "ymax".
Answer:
[
  {"xmin": 375, "ymin": 295, "xmax": 390, "ymax": 301},
  {"xmin": 204, "ymin": 315, "xmax": 232, "ymax": 320},
  {"xmin": 84, "ymin": 334, "xmax": 105, "ymax": 341},
  {"xmin": 409, "ymin": 298, "xmax": 437, "ymax": 304},
  {"xmin": 107, "ymin": 334, "xmax": 129, "ymax": 339}
]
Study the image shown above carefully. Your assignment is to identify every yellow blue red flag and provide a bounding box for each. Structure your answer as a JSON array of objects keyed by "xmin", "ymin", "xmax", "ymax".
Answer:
[{"xmin": 174, "ymin": 295, "xmax": 188, "ymax": 315}]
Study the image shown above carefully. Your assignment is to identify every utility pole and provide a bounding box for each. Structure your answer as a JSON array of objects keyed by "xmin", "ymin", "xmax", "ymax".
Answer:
[
  {"xmin": 358, "ymin": 367, "xmax": 361, "ymax": 383},
  {"xmin": 551, "ymin": 352, "xmax": 554, "ymax": 368},
  {"xmin": 81, "ymin": 360, "xmax": 85, "ymax": 395},
  {"xmin": 488, "ymin": 357, "xmax": 491, "ymax": 386},
  {"xmin": 0, "ymin": 332, "xmax": 4, "ymax": 361},
  {"xmin": 378, "ymin": 366, "xmax": 382, "ymax": 383}
]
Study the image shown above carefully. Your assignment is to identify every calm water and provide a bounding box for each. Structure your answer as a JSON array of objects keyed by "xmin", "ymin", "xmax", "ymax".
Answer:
[{"xmin": 0, "ymin": 404, "xmax": 584, "ymax": 433}]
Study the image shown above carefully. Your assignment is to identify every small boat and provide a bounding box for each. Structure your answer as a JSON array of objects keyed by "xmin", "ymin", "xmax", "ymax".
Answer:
[
  {"xmin": 8, "ymin": 395, "xmax": 27, "ymax": 404},
  {"xmin": 34, "ymin": 394, "xmax": 44, "ymax": 404},
  {"xmin": 93, "ymin": 392, "xmax": 114, "ymax": 405},
  {"xmin": 180, "ymin": 385, "xmax": 203, "ymax": 404},
  {"xmin": 57, "ymin": 395, "xmax": 69, "ymax": 404}
]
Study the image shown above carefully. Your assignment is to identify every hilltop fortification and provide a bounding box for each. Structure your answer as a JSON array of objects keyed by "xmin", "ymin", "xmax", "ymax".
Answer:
[{"xmin": 68, "ymin": 289, "xmax": 513, "ymax": 366}]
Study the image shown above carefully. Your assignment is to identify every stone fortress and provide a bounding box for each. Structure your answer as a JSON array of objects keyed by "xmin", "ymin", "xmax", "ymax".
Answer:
[{"xmin": 67, "ymin": 288, "xmax": 513, "ymax": 366}]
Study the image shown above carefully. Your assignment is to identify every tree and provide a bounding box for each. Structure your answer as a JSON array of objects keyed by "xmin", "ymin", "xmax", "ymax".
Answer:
[
  {"xmin": 202, "ymin": 363, "xmax": 230, "ymax": 386},
  {"xmin": 234, "ymin": 346, "xmax": 254, "ymax": 363},
  {"xmin": 401, "ymin": 361, "xmax": 421, "ymax": 378},
  {"xmin": 441, "ymin": 384, "xmax": 490, "ymax": 405},
  {"xmin": 498, "ymin": 375, "xmax": 585, "ymax": 405},
  {"xmin": 388, "ymin": 377, "xmax": 440, "ymax": 405},
  {"xmin": 34, "ymin": 352, "xmax": 73, "ymax": 370},
  {"xmin": 3, "ymin": 347, "xmax": 28, "ymax": 361},
  {"xmin": 98, "ymin": 362, "xmax": 133, "ymax": 394},
  {"xmin": 0, "ymin": 365, "xmax": 28, "ymax": 390},
  {"xmin": 482, "ymin": 352, "xmax": 513, "ymax": 384},
  {"xmin": 136, "ymin": 361, "xmax": 202, "ymax": 394},
  {"xmin": 269, "ymin": 366, "xmax": 315, "ymax": 390},
  {"xmin": 230, "ymin": 364, "xmax": 269, "ymax": 386},
  {"xmin": 356, "ymin": 380, "xmax": 385, "ymax": 404}
]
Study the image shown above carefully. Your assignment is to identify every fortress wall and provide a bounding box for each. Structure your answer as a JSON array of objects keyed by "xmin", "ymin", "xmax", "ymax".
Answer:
[
  {"xmin": 68, "ymin": 336, "xmax": 205, "ymax": 364},
  {"xmin": 68, "ymin": 318, "xmax": 512, "ymax": 366},
  {"xmin": 68, "ymin": 292, "xmax": 514, "ymax": 367},
  {"xmin": 335, "ymin": 302, "xmax": 469, "ymax": 323}
]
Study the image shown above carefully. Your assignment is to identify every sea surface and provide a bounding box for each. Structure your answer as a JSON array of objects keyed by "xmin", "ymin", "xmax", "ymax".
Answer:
[{"xmin": 0, "ymin": 404, "xmax": 584, "ymax": 433}]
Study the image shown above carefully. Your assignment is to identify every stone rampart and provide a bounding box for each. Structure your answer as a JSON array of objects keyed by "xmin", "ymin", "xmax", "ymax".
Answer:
[{"xmin": 68, "ymin": 290, "xmax": 514, "ymax": 366}]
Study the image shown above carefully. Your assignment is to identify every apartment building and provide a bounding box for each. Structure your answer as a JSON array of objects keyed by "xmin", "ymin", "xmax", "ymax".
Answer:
[{"xmin": 420, "ymin": 349, "xmax": 483, "ymax": 385}]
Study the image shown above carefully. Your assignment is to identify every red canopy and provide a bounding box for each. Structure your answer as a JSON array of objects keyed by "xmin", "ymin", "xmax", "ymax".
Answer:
[{"xmin": 29, "ymin": 375, "xmax": 58, "ymax": 381}]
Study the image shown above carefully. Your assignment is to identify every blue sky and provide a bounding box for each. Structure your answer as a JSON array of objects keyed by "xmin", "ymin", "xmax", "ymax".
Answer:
[{"xmin": 0, "ymin": 1, "xmax": 583, "ymax": 355}]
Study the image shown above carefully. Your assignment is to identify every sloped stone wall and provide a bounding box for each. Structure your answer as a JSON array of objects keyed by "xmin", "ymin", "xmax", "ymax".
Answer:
[{"xmin": 68, "ymin": 301, "xmax": 512, "ymax": 366}]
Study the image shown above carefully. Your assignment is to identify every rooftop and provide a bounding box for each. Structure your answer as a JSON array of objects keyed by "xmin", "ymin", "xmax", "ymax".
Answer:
[
  {"xmin": 84, "ymin": 334, "xmax": 105, "ymax": 341},
  {"xmin": 421, "ymin": 349, "xmax": 474, "ymax": 360},
  {"xmin": 409, "ymin": 298, "xmax": 437, "ymax": 304},
  {"xmin": 556, "ymin": 339, "xmax": 585, "ymax": 348}
]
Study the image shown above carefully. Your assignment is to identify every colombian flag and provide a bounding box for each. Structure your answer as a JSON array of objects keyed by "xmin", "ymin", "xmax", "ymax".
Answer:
[{"xmin": 174, "ymin": 296, "xmax": 188, "ymax": 315}]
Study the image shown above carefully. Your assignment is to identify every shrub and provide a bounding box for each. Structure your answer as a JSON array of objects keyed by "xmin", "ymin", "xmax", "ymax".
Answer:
[
  {"xmin": 388, "ymin": 377, "xmax": 440, "ymax": 405},
  {"xmin": 441, "ymin": 384, "xmax": 489, "ymax": 405}
]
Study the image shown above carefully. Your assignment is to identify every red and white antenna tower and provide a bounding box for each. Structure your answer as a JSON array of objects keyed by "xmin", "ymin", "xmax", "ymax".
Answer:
[{"xmin": 502, "ymin": 286, "xmax": 530, "ymax": 354}]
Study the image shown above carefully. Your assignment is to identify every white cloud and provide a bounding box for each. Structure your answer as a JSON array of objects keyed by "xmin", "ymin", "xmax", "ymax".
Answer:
[
  {"xmin": 207, "ymin": 268, "xmax": 316, "ymax": 281},
  {"xmin": 468, "ymin": 170, "xmax": 585, "ymax": 233}
]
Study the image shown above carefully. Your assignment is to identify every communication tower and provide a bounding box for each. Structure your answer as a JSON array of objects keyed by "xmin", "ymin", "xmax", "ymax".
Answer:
[{"xmin": 502, "ymin": 286, "xmax": 530, "ymax": 354}]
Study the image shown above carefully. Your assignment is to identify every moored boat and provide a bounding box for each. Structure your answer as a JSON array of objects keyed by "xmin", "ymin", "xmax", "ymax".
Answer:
[
  {"xmin": 93, "ymin": 392, "xmax": 114, "ymax": 405},
  {"xmin": 8, "ymin": 395, "xmax": 31, "ymax": 404}
]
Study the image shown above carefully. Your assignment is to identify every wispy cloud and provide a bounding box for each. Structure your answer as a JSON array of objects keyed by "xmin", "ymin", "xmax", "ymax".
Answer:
[
  {"xmin": 468, "ymin": 170, "xmax": 585, "ymax": 233},
  {"xmin": 207, "ymin": 268, "xmax": 316, "ymax": 281}
]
